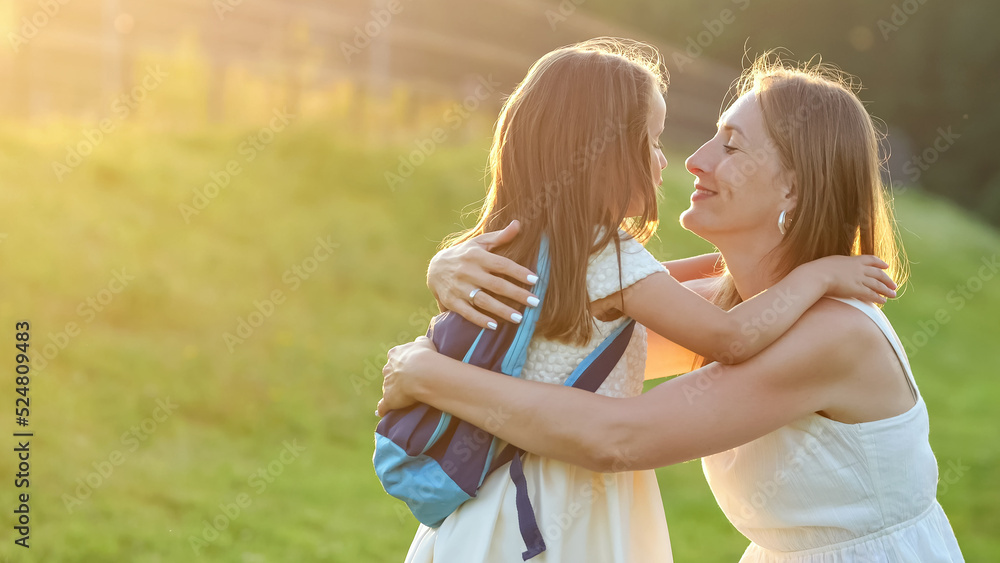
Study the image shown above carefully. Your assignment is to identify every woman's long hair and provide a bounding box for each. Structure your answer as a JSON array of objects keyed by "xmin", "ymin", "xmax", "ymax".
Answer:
[
  {"xmin": 708, "ymin": 53, "xmax": 908, "ymax": 315},
  {"xmin": 445, "ymin": 38, "xmax": 669, "ymax": 345}
]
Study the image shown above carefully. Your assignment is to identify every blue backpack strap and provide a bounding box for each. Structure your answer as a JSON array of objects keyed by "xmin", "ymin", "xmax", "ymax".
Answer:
[
  {"xmin": 510, "ymin": 451, "xmax": 547, "ymax": 560},
  {"xmin": 565, "ymin": 319, "xmax": 636, "ymax": 392},
  {"xmin": 501, "ymin": 236, "xmax": 550, "ymax": 378},
  {"xmin": 507, "ymin": 317, "xmax": 638, "ymax": 560}
]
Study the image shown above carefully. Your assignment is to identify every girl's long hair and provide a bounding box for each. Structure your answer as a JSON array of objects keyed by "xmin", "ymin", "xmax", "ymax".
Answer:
[{"xmin": 445, "ymin": 37, "xmax": 668, "ymax": 345}]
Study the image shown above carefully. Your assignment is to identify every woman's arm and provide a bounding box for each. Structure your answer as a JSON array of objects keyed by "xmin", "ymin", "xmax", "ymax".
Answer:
[
  {"xmin": 617, "ymin": 255, "xmax": 895, "ymax": 364},
  {"xmin": 426, "ymin": 223, "xmax": 721, "ymax": 330},
  {"xmin": 379, "ymin": 302, "xmax": 859, "ymax": 472},
  {"xmin": 660, "ymin": 253, "xmax": 722, "ymax": 282}
]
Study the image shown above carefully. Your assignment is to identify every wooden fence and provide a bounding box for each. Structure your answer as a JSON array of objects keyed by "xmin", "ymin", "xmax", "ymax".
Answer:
[{"xmin": 1, "ymin": 0, "xmax": 738, "ymax": 149}]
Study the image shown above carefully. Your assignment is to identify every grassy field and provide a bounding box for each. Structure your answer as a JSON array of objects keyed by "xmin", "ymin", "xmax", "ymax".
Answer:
[{"xmin": 0, "ymin": 117, "xmax": 996, "ymax": 562}]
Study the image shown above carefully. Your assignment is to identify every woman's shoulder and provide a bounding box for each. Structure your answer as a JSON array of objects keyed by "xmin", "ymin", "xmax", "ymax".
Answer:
[
  {"xmin": 805, "ymin": 298, "xmax": 890, "ymax": 333},
  {"xmin": 789, "ymin": 298, "xmax": 896, "ymax": 371},
  {"xmin": 798, "ymin": 300, "xmax": 918, "ymax": 423}
]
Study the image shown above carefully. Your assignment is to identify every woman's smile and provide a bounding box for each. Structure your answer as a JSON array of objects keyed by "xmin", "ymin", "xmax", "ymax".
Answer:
[{"xmin": 690, "ymin": 182, "xmax": 718, "ymax": 202}]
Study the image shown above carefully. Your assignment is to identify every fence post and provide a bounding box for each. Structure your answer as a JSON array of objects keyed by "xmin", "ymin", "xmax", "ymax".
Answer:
[
  {"xmin": 10, "ymin": 0, "xmax": 33, "ymax": 119},
  {"xmin": 369, "ymin": 0, "xmax": 390, "ymax": 101},
  {"xmin": 102, "ymin": 0, "xmax": 125, "ymax": 117}
]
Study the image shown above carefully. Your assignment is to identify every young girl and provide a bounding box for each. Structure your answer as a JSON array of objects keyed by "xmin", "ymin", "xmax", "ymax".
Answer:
[{"xmin": 399, "ymin": 39, "xmax": 896, "ymax": 563}]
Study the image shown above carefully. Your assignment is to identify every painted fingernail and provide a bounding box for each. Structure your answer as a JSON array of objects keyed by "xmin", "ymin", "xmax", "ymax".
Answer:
[
  {"xmin": 487, "ymin": 321, "xmax": 498, "ymax": 330},
  {"xmin": 526, "ymin": 274, "xmax": 539, "ymax": 284},
  {"xmin": 526, "ymin": 296, "xmax": 540, "ymax": 307},
  {"xmin": 511, "ymin": 312, "xmax": 523, "ymax": 323}
]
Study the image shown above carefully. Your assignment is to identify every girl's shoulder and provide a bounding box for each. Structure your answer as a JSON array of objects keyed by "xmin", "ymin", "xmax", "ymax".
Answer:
[{"xmin": 586, "ymin": 231, "xmax": 667, "ymax": 302}]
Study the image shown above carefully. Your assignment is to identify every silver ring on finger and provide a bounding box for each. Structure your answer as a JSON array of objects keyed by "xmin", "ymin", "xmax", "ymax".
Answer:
[{"xmin": 468, "ymin": 288, "xmax": 482, "ymax": 303}]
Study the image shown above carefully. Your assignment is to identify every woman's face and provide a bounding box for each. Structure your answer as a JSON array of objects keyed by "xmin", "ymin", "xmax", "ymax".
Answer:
[{"xmin": 680, "ymin": 92, "xmax": 795, "ymax": 245}]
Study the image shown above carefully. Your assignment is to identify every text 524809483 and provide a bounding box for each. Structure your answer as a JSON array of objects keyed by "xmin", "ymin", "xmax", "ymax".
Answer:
[{"xmin": 13, "ymin": 321, "xmax": 32, "ymax": 549}]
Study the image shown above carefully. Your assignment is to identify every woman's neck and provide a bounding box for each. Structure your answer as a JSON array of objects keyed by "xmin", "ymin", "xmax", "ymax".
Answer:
[{"xmin": 716, "ymin": 237, "xmax": 782, "ymax": 300}]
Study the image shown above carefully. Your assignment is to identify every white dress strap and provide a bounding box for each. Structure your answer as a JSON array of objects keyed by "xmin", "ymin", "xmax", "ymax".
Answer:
[{"xmin": 826, "ymin": 297, "xmax": 919, "ymax": 399}]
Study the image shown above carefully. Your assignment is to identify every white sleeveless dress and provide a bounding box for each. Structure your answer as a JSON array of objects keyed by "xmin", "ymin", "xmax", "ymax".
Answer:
[
  {"xmin": 404, "ymin": 235, "xmax": 673, "ymax": 562},
  {"xmin": 703, "ymin": 297, "xmax": 964, "ymax": 562}
]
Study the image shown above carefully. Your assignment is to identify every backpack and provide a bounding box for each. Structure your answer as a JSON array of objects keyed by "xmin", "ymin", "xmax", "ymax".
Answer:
[{"xmin": 373, "ymin": 237, "xmax": 637, "ymax": 560}]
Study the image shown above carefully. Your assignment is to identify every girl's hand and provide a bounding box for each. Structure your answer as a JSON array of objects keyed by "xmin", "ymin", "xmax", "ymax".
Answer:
[
  {"xmin": 377, "ymin": 336, "xmax": 439, "ymax": 416},
  {"xmin": 428, "ymin": 220, "xmax": 540, "ymax": 330},
  {"xmin": 807, "ymin": 255, "xmax": 898, "ymax": 304}
]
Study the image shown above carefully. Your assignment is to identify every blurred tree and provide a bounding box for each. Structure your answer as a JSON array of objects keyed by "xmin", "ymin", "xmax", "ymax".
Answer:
[{"xmin": 582, "ymin": 0, "xmax": 1000, "ymax": 226}]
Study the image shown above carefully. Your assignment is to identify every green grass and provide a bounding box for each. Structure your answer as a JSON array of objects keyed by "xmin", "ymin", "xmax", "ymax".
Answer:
[{"xmin": 0, "ymin": 118, "xmax": 995, "ymax": 562}]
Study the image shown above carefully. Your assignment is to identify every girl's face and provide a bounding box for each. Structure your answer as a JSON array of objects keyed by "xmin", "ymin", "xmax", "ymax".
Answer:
[
  {"xmin": 648, "ymin": 91, "xmax": 668, "ymax": 185},
  {"xmin": 626, "ymin": 90, "xmax": 667, "ymax": 217},
  {"xmin": 680, "ymin": 92, "xmax": 795, "ymax": 245}
]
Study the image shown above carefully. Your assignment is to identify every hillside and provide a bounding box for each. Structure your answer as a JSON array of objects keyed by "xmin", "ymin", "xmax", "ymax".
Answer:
[{"xmin": 0, "ymin": 120, "xmax": 995, "ymax": 561}]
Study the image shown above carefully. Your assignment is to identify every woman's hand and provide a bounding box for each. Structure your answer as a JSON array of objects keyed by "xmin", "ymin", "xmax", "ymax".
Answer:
[
  {"xmin": 807, "ymin": 255, "xmax": 898, "ymax": 304},
  {"xmin": 428, "ymin": 220, "xmax": 540, "ymax": 330},
  {"xmin": 377, "ymin": 336, "xmax": 439, "ymax": 416}
]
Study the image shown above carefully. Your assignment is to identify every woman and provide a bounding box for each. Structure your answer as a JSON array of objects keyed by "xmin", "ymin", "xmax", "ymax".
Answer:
[{"xmin": 380, "ymin": 55, "xmax": 964, "ymax": 561}]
